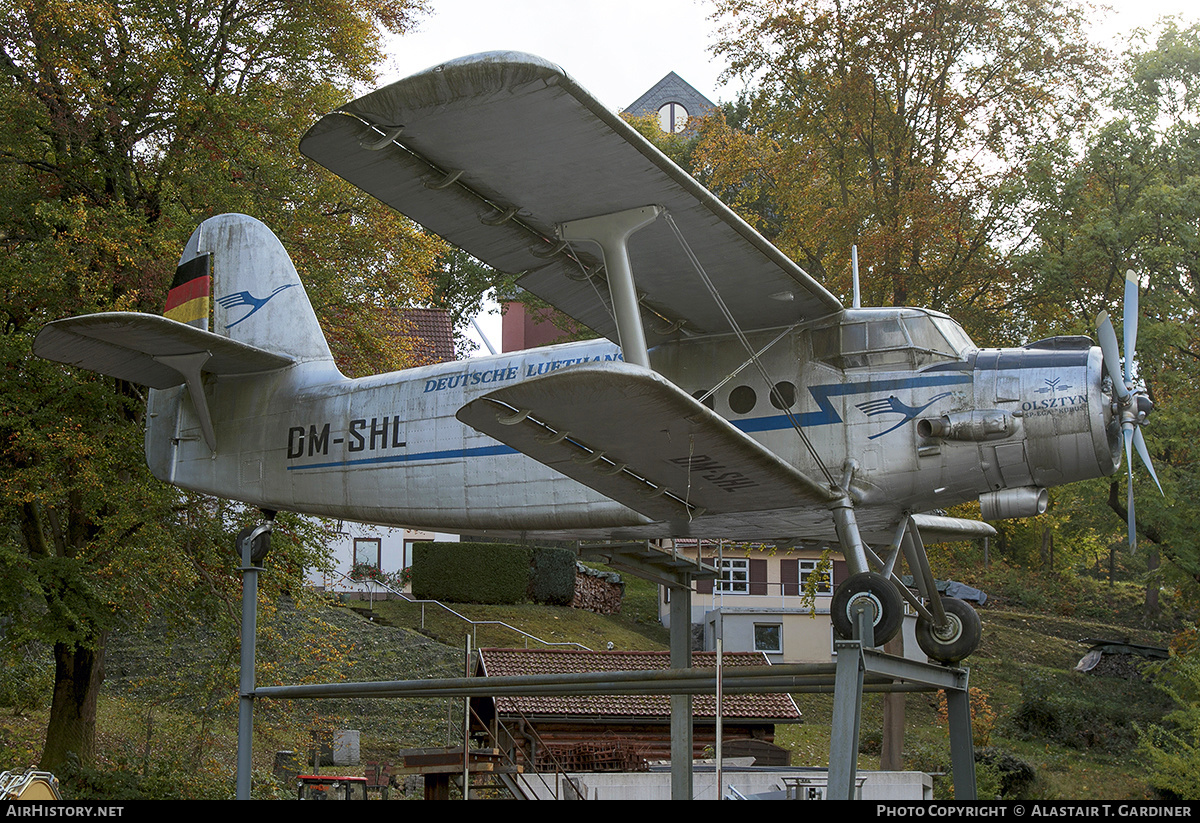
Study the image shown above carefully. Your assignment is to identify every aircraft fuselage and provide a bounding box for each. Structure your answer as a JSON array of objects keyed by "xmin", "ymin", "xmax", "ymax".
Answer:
[{"xmin": 146, "ymin": 307, "xmax": 1118, "ymax": 542}]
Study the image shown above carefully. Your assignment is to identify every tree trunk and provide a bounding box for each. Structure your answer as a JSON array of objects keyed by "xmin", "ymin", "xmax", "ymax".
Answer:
[
  {"xmin": 1145, "ymin": 550, "xmax": 1160, "ymax": 619},
  {"xmin": 40, "ymin": 635, "xmax": 107, "ymax": 773}
]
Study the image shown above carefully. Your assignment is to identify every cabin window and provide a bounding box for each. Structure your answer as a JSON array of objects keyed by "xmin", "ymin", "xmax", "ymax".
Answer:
[
  {"xmin": 754, "ymin": 623, "xmax": 783, "ymax": 653},
  {"xmin": 729, "ymin": 385, "xmax": 757, "ymax": 415},
  {"xmin": 932, "ymin": 316, "xmax": 975, "ymax": 355},
  {"xmin": 770, "ymin": 381, "xmax": 796, "ymax": 409},
  {"xmin": 811, "ymin": 311, "xmax": 973, "ymax": 370},
  {"xmin": 692, "ymin": 389, "xmax": 715, "ymax": 410}
]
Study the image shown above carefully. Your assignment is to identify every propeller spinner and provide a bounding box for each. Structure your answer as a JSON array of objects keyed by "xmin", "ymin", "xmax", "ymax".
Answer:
[{"xmin": 1095, "ymin": 269, "xmax": 1163, "ymax": 550}]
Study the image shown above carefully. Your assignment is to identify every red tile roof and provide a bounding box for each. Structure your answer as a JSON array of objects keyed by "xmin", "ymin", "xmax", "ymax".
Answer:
[
  {"xmin": 400, "ymin": 307, "xmax": 455, "ymax": 365},
  {"xmin": 475, "ymin": 648, "xmax": 801, "ymax": 722}
]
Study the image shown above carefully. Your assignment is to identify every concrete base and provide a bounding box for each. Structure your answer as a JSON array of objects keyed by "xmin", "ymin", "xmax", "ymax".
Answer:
[{"xmin": 517, "ymin": 767, "xmax": 933, "ymax": 800}]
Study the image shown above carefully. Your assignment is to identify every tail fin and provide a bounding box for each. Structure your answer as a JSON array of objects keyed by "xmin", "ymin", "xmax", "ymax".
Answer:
[
  {"xmin": 178, "ymin": 214, "xmax": 334, "ymax": 364},
  {"xmin": 34, "ymin": 214, "xmax": 329, "ymax": 453}
]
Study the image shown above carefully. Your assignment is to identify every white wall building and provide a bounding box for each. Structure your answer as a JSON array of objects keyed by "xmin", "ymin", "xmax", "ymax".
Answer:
[{"xmin": 309, "ymin": 523, "xmax": 459, "ymax": 598}]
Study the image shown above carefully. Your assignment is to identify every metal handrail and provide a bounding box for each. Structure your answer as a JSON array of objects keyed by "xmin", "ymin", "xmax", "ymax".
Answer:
[{"xmin": 328, "ymin": 570, "xmax": 591, "ymax": 651}]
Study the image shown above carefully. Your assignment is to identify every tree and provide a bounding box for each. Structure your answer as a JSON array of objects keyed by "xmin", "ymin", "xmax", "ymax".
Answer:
[
  {"xmin": 0, "ymin": 0, "xmax": 435, "ymax": 771},
  {"xmin": 703, "ymin": 0, "xmax": 1103, "ymax": 339},
  {"xmin": 1017, "ymin": 21, "xmax": 1200, "ymax": 604},
  {"xmin": 425, "ymin": 246, "xmax": 516, "ymax": 357}
]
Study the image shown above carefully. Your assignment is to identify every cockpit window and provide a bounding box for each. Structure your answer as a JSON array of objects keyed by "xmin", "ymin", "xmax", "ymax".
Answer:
[
  {"xmin": 931, "ymin": 316, "xmax": 975, "ymax": 356},
  {"xmin": 811, "ymin": 311, "xmax": 974, "ymax": 370}
]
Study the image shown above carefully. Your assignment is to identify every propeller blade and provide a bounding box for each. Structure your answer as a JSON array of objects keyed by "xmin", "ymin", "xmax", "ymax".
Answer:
[
  {"xmin": 1124, "ymin": 269, "xmax": 1139, "ymax": 384},
  {"xmin": 1096, "ymin": 311, "xmax": 1130, "ymax": 399},
  {"xmin": 1125, "ymin": 424, "xmax": 1137, "ymax": 552},
  {"xmin": 1132, "ymin": 426, "xmax": 1164, "ymax": 496}
]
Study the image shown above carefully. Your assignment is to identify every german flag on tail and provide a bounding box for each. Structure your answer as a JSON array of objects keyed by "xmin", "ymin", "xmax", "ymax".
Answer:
[{"xmin": 164, "ymin": 253, "xmax": 211, "ymax": 330}]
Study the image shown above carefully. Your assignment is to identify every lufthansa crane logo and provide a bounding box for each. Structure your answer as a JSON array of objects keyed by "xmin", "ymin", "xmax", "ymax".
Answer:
[
  {"xmin": 216, "ymin": 284, "xmax": 298, "ymax": 328},
  {"xmin": 856, "ymin": 392, "xmax": 952, "ymax": 440}
]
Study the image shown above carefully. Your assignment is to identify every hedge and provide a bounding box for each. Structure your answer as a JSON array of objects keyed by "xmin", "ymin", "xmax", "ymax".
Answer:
[{"xmin": 411, "ymin": 542, "xmax": 576, "ymax": 605}]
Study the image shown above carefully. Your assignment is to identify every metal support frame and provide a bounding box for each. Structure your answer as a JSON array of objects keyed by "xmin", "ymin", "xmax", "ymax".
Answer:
[
  {"xmin": 241, "ymin": 538, "xmax": 977, "ymax": 800},
  {"xmin": 828, "ymin": 603, "xmax": 874, "ymax": 798},
  {"xmin": 669, "ymin": 583, "xmax": 692, "ymax": 800},
  {"xmin": 254, "ymin": 652, "xmax": 978, "ymax": 800},
  {"xmin": 235, "ymin": 520, "xmax": 271, "ymax": 800}
]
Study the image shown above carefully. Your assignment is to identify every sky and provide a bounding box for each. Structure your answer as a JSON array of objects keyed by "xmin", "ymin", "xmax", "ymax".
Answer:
[{"xmin": 373, "ymin": 0, "xmax": 1199, "ymax": 355}]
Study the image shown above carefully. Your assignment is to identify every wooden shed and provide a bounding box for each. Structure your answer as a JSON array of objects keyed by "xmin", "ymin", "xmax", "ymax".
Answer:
[{"xmin": 469, "ymin": 648, "xmax": 801, "ymax": 773}]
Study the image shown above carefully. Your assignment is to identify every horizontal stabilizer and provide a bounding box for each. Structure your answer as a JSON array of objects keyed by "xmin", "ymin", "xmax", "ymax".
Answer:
[
  {"xmin": 457, "ymin": 363, "xmax": 836, "ymax": 523},
  {"xmin": 35, "ymin": 312, "xmax": 295, "ymax": 453},
  {"xmin": 34, "ymin": 312, "xmax": 295, "ymax": 388},
  {"xmin": 909, "ymin": 513, "xmax": 997, "ymax": 542}
]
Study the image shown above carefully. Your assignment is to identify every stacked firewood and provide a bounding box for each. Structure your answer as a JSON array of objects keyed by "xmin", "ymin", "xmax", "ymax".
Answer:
[{"xmin": 573, "ymin": 565, "xmax": 625, "ymax": 615}]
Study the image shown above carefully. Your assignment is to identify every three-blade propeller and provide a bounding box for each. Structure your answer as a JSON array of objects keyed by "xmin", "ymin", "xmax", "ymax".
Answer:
[{"xmin": 1095, "ymin": 270, "xmax": 1163, "ymax": 551}]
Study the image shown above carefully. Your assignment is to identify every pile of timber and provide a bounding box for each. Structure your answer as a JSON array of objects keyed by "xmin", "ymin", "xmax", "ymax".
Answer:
[
  {"xmin": 536, "ymin": 740, "xmax": 648, "ymax": 773},
  {"xmin": 573, "ymin": 565, "xmax": 624, "ymax": 615}
]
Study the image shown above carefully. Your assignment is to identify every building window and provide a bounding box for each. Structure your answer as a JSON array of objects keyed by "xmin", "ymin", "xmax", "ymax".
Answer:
[
  {"xmin": 754, "ymin": 623, "xmax": 783, "ymax": 653},
  {"xmin": 658, "ymin": 101, "xmax": 689, "ymax": 133},
  {"xmin": 800, "ymin": 559, "xmax": 832, "ymax": 594},
  {"xmin": 354, "ymin": 537, "xmax": 381, "ymax": 569},
  {"xmin": 716, "ymin": 558, "xmax": 750, "ymax": 594}
]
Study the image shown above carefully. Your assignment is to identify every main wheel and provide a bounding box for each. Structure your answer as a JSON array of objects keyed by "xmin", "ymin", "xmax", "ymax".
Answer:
[
  {"xmin": 915, "ymin": 597, "xmax": 981, "ymax": 663},
  {"xmin": 831, "ymin": 572, "xmax": 904, "ymax": 645}
]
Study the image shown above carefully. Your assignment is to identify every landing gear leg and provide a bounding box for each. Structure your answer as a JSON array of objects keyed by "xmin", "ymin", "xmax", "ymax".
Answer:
[{"xmin": 829, "ymin": 498, "xmax": 903, "ymax": 645}]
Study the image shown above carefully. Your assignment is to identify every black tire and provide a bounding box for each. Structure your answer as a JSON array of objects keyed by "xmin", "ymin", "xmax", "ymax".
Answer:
[
  {"xmin": 235, "ymin": 526, "xmax": 271, "ymax": 564},
  {"xmin": 916, "ymin": 597, "xmax": 981, "ymax": 663},
  {"xmin": 831, "ymin": 571, "xmax": 904, "ymax": 645}
]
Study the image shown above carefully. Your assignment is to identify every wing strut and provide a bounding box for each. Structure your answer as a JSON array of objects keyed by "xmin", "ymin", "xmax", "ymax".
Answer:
[
  {"xmin": 558, "ymin": 205, "xmax": 661, "ymax": 368},
  {"xmin": 663, "ymin": 212, "xmax": 836, "ymax": 487}
]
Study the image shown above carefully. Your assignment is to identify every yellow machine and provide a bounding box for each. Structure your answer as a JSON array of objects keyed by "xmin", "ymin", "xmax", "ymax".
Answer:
[{"xmin": 0, "ymin": 769, "xmax": 63, "ymax": 800}]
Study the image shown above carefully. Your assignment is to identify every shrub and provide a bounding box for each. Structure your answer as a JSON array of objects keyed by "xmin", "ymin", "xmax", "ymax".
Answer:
[
  {"xmin": 527, "ymin": 547, "xmax": 576, "ymax": 605},
  {"xmin": 975, "ymin": 747, "xmax": 1037, "ymax": 798},
  {"xmin": 1137, "ymin": 629, "xmax": 1200, "ymax": 799},
  {"xmin": 411, "ymin": 542, "xmax": 531, "ymax": 604},
  {"xmin": 412, "ymin": 542, "xmax": 581, "ymax": 606}
]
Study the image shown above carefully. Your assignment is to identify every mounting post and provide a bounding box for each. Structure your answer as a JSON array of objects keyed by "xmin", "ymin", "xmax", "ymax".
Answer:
[
  {"xmin": 828, "ymin": 602, "xmax": 873, "ymax": 799},
  {"xmin": 235, "ymin": 518, "xmax": 272, "ymax": 800},
  {"xmin": 668, "ymin": 582, "xmax": 693, "ymax": 800}
]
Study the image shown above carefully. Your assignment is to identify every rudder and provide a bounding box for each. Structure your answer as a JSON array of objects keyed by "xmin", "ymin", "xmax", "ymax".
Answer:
[{"xmin": 177, "ymin": 214, "xmax": 335, "ymax": 364}]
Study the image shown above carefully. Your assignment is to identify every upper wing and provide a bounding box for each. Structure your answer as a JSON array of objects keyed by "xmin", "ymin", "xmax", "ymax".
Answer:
[
  {"xmin": 299, "ymin": 52, "xmax": 842, "ymax": 347},
  {"xmin": 456, "ymin": 362, "xmax": 837, "ymax": 524}
]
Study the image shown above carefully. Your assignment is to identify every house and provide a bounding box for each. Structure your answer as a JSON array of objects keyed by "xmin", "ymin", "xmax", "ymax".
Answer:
[
  {"xmin": 657, "ymin": 540, "xmax": 926, "ymax": 664},
  {"xmin": 308, "ymin": 526, "xmax": 460, "ymax": 598},
  {"xmin": 624, "ymin": 71, "xmax": 718, "ymax": 134},
  {"xmin": 469, "ymin": 647, "xmax": 801, "ymax": 772},
  {"xmin": 662, "ymin": 540, "xmax": 845, "ymax": 663}
]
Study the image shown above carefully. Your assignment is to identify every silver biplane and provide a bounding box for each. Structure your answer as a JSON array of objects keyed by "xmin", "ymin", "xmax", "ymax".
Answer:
[{"xmin": 34, "ymin": 53, "xmax": 1157, "ymax": 663}]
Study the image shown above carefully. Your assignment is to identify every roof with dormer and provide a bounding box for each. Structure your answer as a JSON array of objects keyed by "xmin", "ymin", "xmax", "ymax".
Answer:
[{"xmin": 624, "ymin": 71, "xmax": 717, "ymax": 119}]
